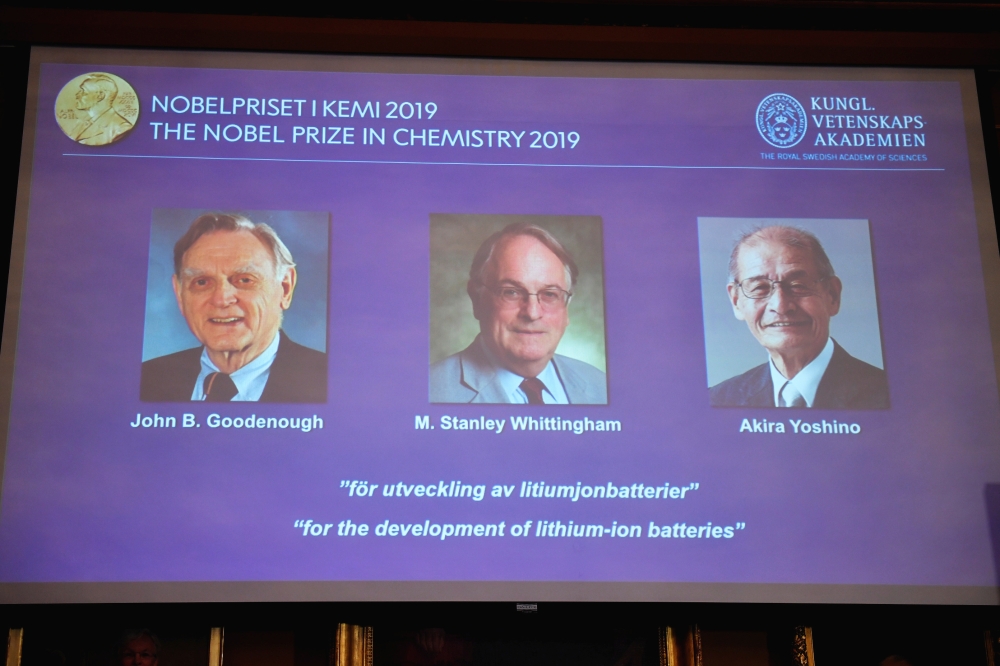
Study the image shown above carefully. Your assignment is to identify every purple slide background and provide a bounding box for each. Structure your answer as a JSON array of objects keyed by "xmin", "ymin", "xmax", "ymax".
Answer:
[{"xmin": 0, "ymin": 62, "xmax": 998, "ymax": 588}]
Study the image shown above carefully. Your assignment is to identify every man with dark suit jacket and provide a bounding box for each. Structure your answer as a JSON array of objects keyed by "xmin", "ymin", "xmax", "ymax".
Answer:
[
  {"xmin": 140, "ymin": 213, "xmax": 326, "ymax": 403},
  {"xmin": 709, "ymin": 225, "xmax": 888, "ymax": 409}
]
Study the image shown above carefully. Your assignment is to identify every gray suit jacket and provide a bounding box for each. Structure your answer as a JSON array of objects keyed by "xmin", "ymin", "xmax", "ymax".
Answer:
[{"xmin": 430, "ymin": 337, "xmax": 608, "ymax": 404}]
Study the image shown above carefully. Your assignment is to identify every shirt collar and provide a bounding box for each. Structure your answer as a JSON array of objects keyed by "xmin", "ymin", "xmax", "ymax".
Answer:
[
  {"xmin": 770, "ymin": 337, "xmax": 835, "ymax": 407},
  {"xmin": 536, "ymin": 362, "xmax": 566, "ymax": 401},
  {"xmin": 476, "ymin": 335, "xmax": 566, "ymax": 403},
  {"xmin": 200, "ymin": 332, "xmax": 281, "ymax": 397}
]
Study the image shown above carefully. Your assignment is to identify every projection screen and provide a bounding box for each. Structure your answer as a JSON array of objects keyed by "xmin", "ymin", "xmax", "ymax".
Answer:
[{"xmin": 0, "ymin": 46, "xmax": 998, "ymax": 604}]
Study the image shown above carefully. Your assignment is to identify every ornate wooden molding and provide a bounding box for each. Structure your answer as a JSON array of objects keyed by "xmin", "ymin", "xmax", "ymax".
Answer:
[
  {"xmin": 659, "ymin": 626, "xmax": 702, "ymax": 666},
  {"xmin": 333, "ymin": 624, "xmax": 373, "ymax": 666},
  {"xmin": 791, "ymin": 626, "xmax": 816, "ymax": 666},
  {"xmin": 5, "ymin": 629, "xmax": 22, "ymax": 666}
]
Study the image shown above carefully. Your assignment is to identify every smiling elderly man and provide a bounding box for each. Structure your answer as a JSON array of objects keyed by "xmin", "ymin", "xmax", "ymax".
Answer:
[
  {"xmin": 430, "ymin": 222, "xmax": 607, "ymax": 404},
  {"xmin": 140, "ymin": 213, "xmax": 326, "ymax": 402},
  {"xmin": 710, "ymin": 225, "xmax": 888, "ymax": 409}
]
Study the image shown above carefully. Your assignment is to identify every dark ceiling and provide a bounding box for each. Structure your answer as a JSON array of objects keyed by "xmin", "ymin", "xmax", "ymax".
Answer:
[{"xmin": 2, "ymin": 0, "xmax": 999, "ymax": 33}]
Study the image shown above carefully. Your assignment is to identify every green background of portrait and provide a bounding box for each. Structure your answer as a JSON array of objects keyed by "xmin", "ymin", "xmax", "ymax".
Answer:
[{"xmin": 430, "ymin": 214, "xmax": 607, "ymax": 372}]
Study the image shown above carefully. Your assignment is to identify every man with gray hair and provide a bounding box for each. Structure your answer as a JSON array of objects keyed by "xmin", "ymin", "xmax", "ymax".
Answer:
[
  {"xmin": 710, "ymin": 225, "xmax": 888, "ymax": 409},
  {"xmin": 430, "ymin": 222, "xmax": 607, "ymax": 404},
  {"xmin": 118, "ymin": 630, "xmax": 160, "ymax": 666},
  {"xmin": 141, "ymin": 213, "xmax": 326, "ymax": 402}
]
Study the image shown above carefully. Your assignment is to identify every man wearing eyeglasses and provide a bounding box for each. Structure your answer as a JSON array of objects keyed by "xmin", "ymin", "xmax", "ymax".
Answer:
[
  {"xmin": 710, "ymin": 225, "xmax": 888, "ymax": 409},
  {"xmin": 430, "ymin": 223, "xmax": 608, "ymax": 404},
  {"xmin": 119, "ymin": 630, "xmax": 160, "ymax": 666}
]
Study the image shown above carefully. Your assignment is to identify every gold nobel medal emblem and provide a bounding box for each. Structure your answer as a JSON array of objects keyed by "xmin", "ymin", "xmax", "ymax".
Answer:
[{"xmin": 54, "ymin": 72, "xmax": 139, "ymax": 146}]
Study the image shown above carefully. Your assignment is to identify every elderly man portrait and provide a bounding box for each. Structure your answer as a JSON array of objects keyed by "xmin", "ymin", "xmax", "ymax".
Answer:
[
  {"xmin": 430, "ymin": 222, "xmax": 608, "ymax": 404},
  {"xmin": 709, "ymin": 225, "xmax": 888, "ymax": 409},
  {"xmin": 141, "ymin": 213, "xmax": 327, "ymax": 402}
]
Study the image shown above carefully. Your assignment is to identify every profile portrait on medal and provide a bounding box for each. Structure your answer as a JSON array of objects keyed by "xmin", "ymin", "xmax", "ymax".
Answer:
[
  {"xmin": 54, "ymin": 72, "xmax": 139, "ymax": 146},
  {"xmin": 698, "ymin": 217, "xmax": 889, "ymax": 409},
  {"xmin": 140, "ymin": 209, "xmax": 329, "ymax": 403},
  {"xmin": 429, "ymin": 214, "xmax": 609, "ymax": 405}
]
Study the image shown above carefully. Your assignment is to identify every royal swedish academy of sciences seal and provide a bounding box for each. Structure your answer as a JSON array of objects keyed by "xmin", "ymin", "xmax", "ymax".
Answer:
[
  {"xmin": 54, "ymin": 72, "xmax": 139, "ymax": 146},
  {"xmin": 756, "ymin": 93, "xmax": 807, "ymax": 149}
]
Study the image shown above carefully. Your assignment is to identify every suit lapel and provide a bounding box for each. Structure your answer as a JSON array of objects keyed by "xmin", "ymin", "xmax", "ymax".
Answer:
[
  {"xmin": 744, "ymin": 364, "xmax": 776, "ymax": 407},
  {"xmin": 167, "ymin": 347, "xmax": 203, "ymax": 401},
  {"xmin": 458, "ymin": 341, "xmax": 509, "ymax": 403},
  {"xmin": 814, "ymin": 341, "xmax": 856, "ymax": 408},
  {"xmin": 552, "ymin": 356, "xmax": 582, "ymax": 404},
  {"xmin": 259, "ymin": 330, "xmax": 289, "ymax": 402}
]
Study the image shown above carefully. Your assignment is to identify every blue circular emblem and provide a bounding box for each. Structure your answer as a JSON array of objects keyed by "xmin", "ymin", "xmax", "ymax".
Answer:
[{"xmin": 756, "ymin": 93, "xmax": 807, "ymax": 148}]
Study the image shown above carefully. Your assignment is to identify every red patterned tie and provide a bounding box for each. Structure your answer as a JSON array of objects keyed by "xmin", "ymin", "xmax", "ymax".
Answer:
[
  {"xmin": 520, "ymin": 377, "xmax": 547, "ymax": 405},
  {"xmin": 204, "ymin": 372, "xmax": 239, "ymax": 402}
]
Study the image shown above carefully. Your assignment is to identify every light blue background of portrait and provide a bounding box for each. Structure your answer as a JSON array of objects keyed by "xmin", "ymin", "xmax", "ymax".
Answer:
[
  {"xmin": 142, "ymin": 209, "xmax": 329, "ymax": 361},
  {"xmin": 699, "ymin": 218, "xmax": 884, "ymax": 388}
]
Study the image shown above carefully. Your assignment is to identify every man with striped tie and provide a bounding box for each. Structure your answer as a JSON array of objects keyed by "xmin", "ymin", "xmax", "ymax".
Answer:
[
  {"xmin": 140, "ymin": 213, "xmax": 326, "ymax": 403},
  {"xmin": 430, "ymin": 222, "xmax": 607, "ymax": 405}
]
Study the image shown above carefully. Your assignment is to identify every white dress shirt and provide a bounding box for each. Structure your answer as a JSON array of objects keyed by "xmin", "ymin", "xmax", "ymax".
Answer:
[
  {"xmin": 191, "ymin": 333, "xmax": 281, "ymax": 402},
  {"xmin": 769, "ymin": 337, "xmax": 835, "ymax": 408}
]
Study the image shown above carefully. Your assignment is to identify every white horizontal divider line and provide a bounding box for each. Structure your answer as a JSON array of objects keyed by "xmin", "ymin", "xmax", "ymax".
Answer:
[{"xmin": 62, "ymin": 153, "xmax": 946, "ymax": 172}]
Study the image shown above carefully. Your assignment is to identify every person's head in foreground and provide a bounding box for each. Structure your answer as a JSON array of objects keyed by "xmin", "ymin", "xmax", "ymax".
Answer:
[
  {"xmin": 172, "ymin": 213, "xmax": 297, "ymax": 375},
  {"xmin": 726, "ymin": 225, "xmax": 842, "ymax": 380},
  {"xmin": 467, "ymin": 223, "xmax": 577, "ymax": 378},
  {"xmin": 119, "ymin": 630, "xmax": 160, "ymax": 666}
]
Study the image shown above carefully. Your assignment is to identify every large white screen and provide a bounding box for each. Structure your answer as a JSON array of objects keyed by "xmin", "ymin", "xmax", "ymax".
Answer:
[{"xmin": 0, "ymin": 47, "xmax": 998, "ymax": 604}]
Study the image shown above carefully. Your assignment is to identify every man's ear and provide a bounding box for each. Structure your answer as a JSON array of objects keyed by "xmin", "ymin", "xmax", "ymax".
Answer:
[
  {"xmin": 727, "ymin": 282, "xmax": 746, "ymax": 321},
  {"xmin": 825, "ymin": 275, "xmax": 843, "ymax": 316},
  {"xmin": 279, "ymin": 267, "xmax": 297, "ymax": 310},
  {"xmin": 172, "ymin": 274, "xmax": 183, "ymax": 312},
  {"xmin": 467, "ymin": 281, "xmax": 484, "ymax": 322}
]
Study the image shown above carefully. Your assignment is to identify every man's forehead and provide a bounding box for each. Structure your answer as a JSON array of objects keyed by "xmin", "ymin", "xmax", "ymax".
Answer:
[
  {"xmin": 491, "ymin": 235, "xmax": 567, "ymax": 279},
  {"xmin": 183, "ymin": 230, "xmax": 275, "ymax": 267},
  {"xmin": 181, "ymin": 263, "xmax": 270, "ymax": 278},
  {"xmin": 738, "ymin": 239, "xmax": 818, "ymax": 272}
]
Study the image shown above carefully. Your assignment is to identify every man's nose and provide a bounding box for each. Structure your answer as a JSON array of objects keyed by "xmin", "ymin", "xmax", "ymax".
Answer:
[
  {"xmin": 766, "ymin": 283, "xmax": 795, "ymax": 311},
  {"xmin": 210, "ymin": 280, "xmax": 238, "ymax": 306},
  {"xmin": 519, "ymin": 294, "xmax": 543, "ymax": 320}
]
